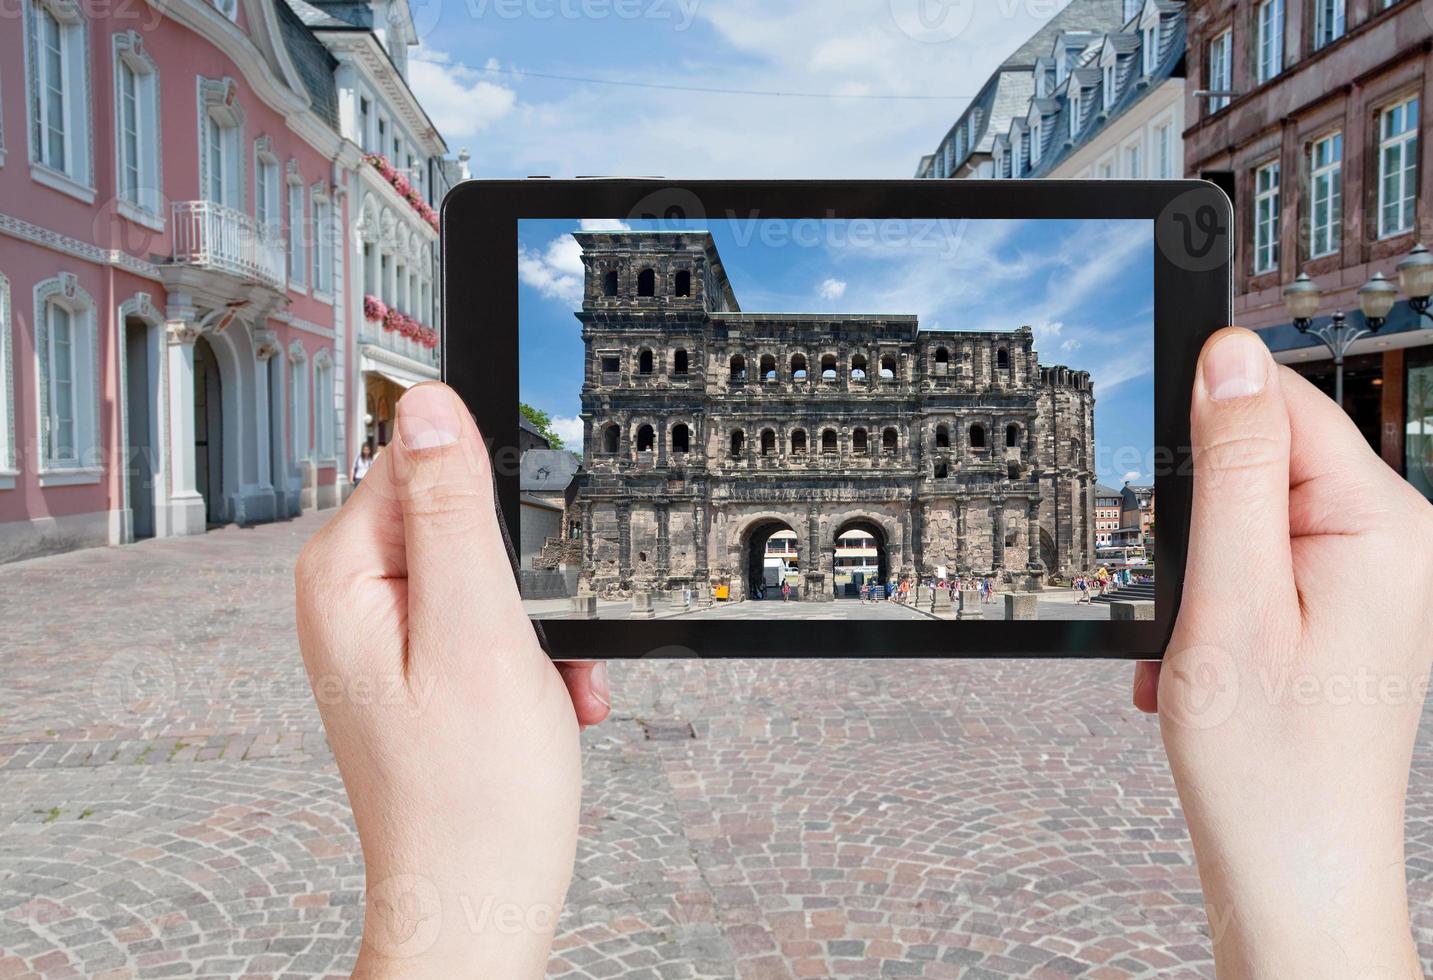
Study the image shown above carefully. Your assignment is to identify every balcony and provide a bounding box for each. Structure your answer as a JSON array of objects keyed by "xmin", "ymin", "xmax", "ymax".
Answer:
[{"xmin": 170, "ymin": 200, "xmax": 285, "ymax": 291}]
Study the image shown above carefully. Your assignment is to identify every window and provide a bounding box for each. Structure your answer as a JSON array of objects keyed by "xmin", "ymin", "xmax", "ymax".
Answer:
[
  {"xmin": 602, "ymin": 424, "xmax": 619, "ymax": 454},
  {"xmin": 969, "ymin": 423, "xmax": 986, "ymax": 449},
  {"xmin": 1253, "ymin": 161, "xmax": 1280, "ymax": 274},
  {"xmin": 791, "ymin": 429, "xmax": 807, "ymax": 454},
  {"xmin": 290, "ymin": 353, "xmax": 309, "ymax": 460},
  {"xmin": 1313, "ymin": 0, "xmax": 1345, "ymax": 50},
  {"xmin": 1154, "ymin": 122, "xmax": 1172, "ymax": 179},
  {"xmin": 359, "ymin": 97, "xmax": 371, "ymax": 151},
  {"xmin": 113, "ymin": 33, "xmax": 160, "ymax": 218},
  {"xmin": 675, "ymin": 269, "xmax": 690, "ymax": 296},
  {"xmin": 1030, "ymin": 122, "xmax": 1042, "ymax": 165},
  {"xmin": 1377, "ymin": 97, "xmax": 1419, "ymax": 238},
  {"xmin": 821, "ymin": 354, "xmax": 838, "ymax": 382},
  {"xmin": 288, "ymin": 178, "xmax": 306, "ymax": 287},
  {"xmin": 850, "ymin": 354, "xmax": 867, "ymax": 380},
  {"xmin": 362, "ymin": 243, "xmax": 376, "ymax": 296},
  {"xmin": 730, "ymin": 429, "xmax": 745, "ymax": 457},
  {"xmin": 254, "ymin": 142, "xmax": 280, "ymax": 237},
  {"xmin": 36, "ymin": 276, "xmax": 97, "ymax": 473},
  {"xmin": 1255, "ymin": 0, "xmax": 1283, "ymax": 84},
  {"xmin": 1309, "ymin": 132, "xmax": 1342, "ymax": 258},
  {"xmin": 1207, "ymin": 30, "xmax": 1232, "ymax": 114},
  {"xmin": 671, "ymin": 424, "xmax": 689, "ymax": 454},
  {"xmin": 729, "ymin": 355, "xmax": 746, "ymax": 380},
  {"xmin": 852, "ymin": 428, "xmax": 867, "ymax": 455},
  {"xmin": 934, "ymin": 347, "xmax": 950, "ymax": 374},
  {"xmin": 1019, "ymin": 131, "xmax": 1030, "ymax": 174},
  {"xmin": 760, "ymin": 429, "xmax": 776, "ymax": 455},
  {"xmin": 880, "ymin": 355, "xmax": 897, "ymax": 379},
  {"xmin": 639, "ymin": 349, "xmax": 654, "ymax": 374},
  {"xmin": 637, "ymin": 268, "xmax": 655, "ymax": 296},
  {"xmin": 791, "ymin": 353, "xmax": 807, "ymax": 380},
  {"xmin": 760, "ymin": 353, "xmax": 777, "ymax": 380},
  {"xmin": 1102, "ymin": 63, "xmax": 1116, "ymax": 109},
  {"xmin": 312, "ymin": 193, "xmax": 332, "ymax": 295},
  {"xmin": 821, "ymin": 429, "xmax": 838, "ymax": 454},
  {"xmin": 882, "ymin": 428, "xmax": 898, "ymax": 455},
  {"xmin": 603, "ymin": 270, "xmax": 618, "ymax": 296},
  {"xmin": 1142, "ymin": 23, "xmax": 1159, "ymax": 74},
  {"xmin": 313, "ymin": 355, "xmax": 334, "ymax": 460},
  {"xmin": 935, "ymin": 424, "xmax": 950, "ymax": 449},
  {"xmin": 26, "ymin": 0, "xmax": 93, "ymax": 196},
  {"xmin": 996, "ymin": 347, "xmax": 1010, "ymax": 369},
  {"xmin": 1125, "ymin": 143, "xmax": 1141, "ymax": 179},
  {"xmin": 377, "ymin": 117, "xmax": 387, "ymax": 154},
  {"xmin": 1006, "ymin": 423, "xmax": 1020, "ymax": 448},
  {"xmin": 636, "ymin": 424, "xmax": 654, "ymax": 452},
  {"xmin": 1069, "ymin": 93, "xmax": 1081, "ymax": 138},
  {"xmin": 1099, "ymin": 159, "xmax": 1114, "ymax": 179},
  {"xmin": 673, "ymin": 349, "xmax": 688, "ymax": 375},
  {"xmin": 199, "ymin": 81, "xmax": 244, "ymax": 210}
]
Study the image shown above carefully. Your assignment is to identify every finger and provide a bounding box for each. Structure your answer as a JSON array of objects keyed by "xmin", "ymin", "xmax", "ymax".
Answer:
[
  {"xmin": 1279, "ymin": 365, "xmax": 1420, "ymax": 536},
  {"xmin": 388, "ymin": 383, "xmax": 537, "ymax": 659},
  {"xmin": 1183, "ymin": 328, "xmax": 1296, "ymax": 619},
  {"xmin": 1132, "ymin": 661, "xmax": 1159, "ymax": 714},
  {"xmin": 556, "ymin": 662, "xmax": 611, "ymax": 728}
]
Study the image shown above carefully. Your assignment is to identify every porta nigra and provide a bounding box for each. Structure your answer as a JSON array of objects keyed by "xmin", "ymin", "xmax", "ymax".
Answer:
[{"xmin": 571, "ymin": 230, "xmax": 1096, "ymax": 601}]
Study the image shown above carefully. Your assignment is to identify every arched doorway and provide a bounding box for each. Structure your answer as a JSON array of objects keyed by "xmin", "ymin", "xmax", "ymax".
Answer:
[
  {"xmin": 831, "ymin": 519, "xmax": 889, "ymax": 598},
  {"xmin": 744, "ymin": 519, "xmax": 799, "ymax": 600},
  {"xmin": 194, "ymin": 335, "xmax": 225, "ymax": 526},
  {"xmin": 1039, "ymin": 527, "xmax": 1057, "ymax": 574}
]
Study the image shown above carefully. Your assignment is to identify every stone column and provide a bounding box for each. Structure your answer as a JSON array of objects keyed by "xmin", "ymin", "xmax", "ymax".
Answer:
[
  {"xmin": 955, "ymin": 498, "xmax": 967, "ymax": 573},
  {"xmin": 654, "ymin": 503, "xmax": 670, "ymax": 585},
  {"xmin": 253, "ymin": 327, "xmax": 280, "ymax": 521},
  {"xmin": 616, "ymin": 502, "xmax": 632, "ymax": 586},
  {"xmin": 1026, "ymin": 497, "xmax": 1041, "ymax": 567},
  {"xmin": 991, "ymin": 497, "xmax": 1005, "ymax": 570},
  {"xmin": 164, "ymin": 311, "xmax": 206, "ymax": 536}
]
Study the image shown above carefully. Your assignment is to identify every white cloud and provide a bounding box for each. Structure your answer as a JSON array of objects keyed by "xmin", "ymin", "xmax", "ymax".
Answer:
[
  {"xmin": 1122, "ymin": 470, "xmax": 1142, "ymax": 483},
  {"xmin": 818, "ymin": 278, "xmax": 847, "ymax": 301},
  {"xmin": 580, "ymin": 218, "xmax": 632, "ymax": 232},
  {"xmin": 518, "ymin": 233, "xmax": 584, "ymax": 307},
  {"xmin": 408, "ymin": 50, "xmax": 516, "ymax": 141},
  {"xmin": 550, "ymin": 415, "xmax": 585, "ymax": 450}
]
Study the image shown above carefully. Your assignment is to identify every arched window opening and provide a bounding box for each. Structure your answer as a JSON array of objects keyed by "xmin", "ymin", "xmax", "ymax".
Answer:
[
  {"xmin": 673, "ymin": 348, "xmax": 689, "ymax": 375},
  {"xmin": 934, "ymin": 347, "xmax": 950, "ymax": 374},
  {"xmin": 820, "ymin": 354, "xmax": 838, "ymax": 382},
  {"xmin": 602, "ymin": 423, "xmax": 620, "ymax": 454},
  {"xmin": 821, "ymin": 428, "xmax": 838, "ymax": 454},
  {"xmin": 996, "ymin": 347, "xmax": 1010, "ymax": 369},
  {"xmin": 729, "ymin": 354, "xmax": 746, "ymax": 380},
  {"xmin": 880, "ymin": 355, "xmax": 897, "ymax": 379},
  {"xmin": 760, "ymin": 428, "xmax": 776, "ymax": 455},
  {"xmin": 672, "ymin": 423, "xmax": 690, "ymax": 454},
  {"xmin": 730, "ymin": 429, "xmax": 745, "ymax": 457},
  {"xmin": 935, "ymin": 424, "xmax": 950, "ymax": 449},
  {"xmin": 1069, "ymin": 438, "xmax": 1082, "ymax": 463},
  {"xmin": 638, "ymin": 349, "xmax": 654, "ymax": 374},
  {"xmin": 850, "ymin": 354, "xmax": 867, "ymax": 380},
  {"xmin": 635, "ymin": 424, "xmax": 655, "ymax": 452},
  {"xmin": 791, "ymin": 429, "xmax": 807, "ymax": 454},
  {"xmin": 970, "ymin": 423, "xmax": 987, "ymax": 449},
  {"xmin": 1007, "ymin": 461, "xmax": 1021, "ymax": 480},
  {"xmin": 1006, "ymin": 423, "xmax": 1019, "ymax": 448},
  {"xmin": 602, "ymin": 270, "xmax": 618, "ymax": 296},
  {"xmin": 852, "ymin": 428, "xmax": 868, "ymax": 455},
  {"xmin": 760, "ymin": 354, "xmax": 777, "ymax": 381},
  {"xmin": 674, "ymin": 269, "xmax": 691, "ymax": 296},
  {"xmin": 882, "ymin": 427, "xmax": 898, "ymax": 455},
  {"xmin": 637, "ymin": 268, "xmax": 655, "ymax": 297},
  {"xmin": 934, "ymin": 461, "xmax": 949, "ymax": 479},
  {"xmin": 791, "ymin": 353, "xmax": 808, "ymax": 380}
]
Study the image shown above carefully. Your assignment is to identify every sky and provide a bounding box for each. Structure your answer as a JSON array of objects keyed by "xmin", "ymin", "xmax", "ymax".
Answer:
[
  {"xmin": 518, "ymin": 217, "xmax": 1156, "ymax": 489},
  {"xmin": 406, "ymin": 0, "xmax": 1081, "ymax": 178}
]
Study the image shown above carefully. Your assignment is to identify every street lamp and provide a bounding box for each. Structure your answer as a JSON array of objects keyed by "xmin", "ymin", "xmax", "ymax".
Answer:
[
  {"xmin": 1283, "ymin": 272, "xmax": 1394, "ymax": 407},
  {"xmin": 1396, "ymin": 243, "xmax": 1433, "ymax": 323}
]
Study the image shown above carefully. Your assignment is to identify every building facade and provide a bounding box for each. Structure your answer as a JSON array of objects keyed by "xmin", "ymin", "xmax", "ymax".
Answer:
[
  {"xmin": 1183, "ymin": 0, "xmax": 1433, "ymax": 502},
  {"xmin": 0, "ymin": 0, "xmax": 450, "ymax": 562},
  {"xmin": 571, "ymin": 232, "xmax": 1097, "ymax": 601}
]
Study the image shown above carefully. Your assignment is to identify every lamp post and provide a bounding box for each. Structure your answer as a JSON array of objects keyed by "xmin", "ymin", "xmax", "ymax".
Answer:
[
  {"xmin": 1283, "ymin": 272, "xmax": 1398, "ymax": 408},
  {"xmin": 1396, "ymin": 244, "xmax": 1433, "ymax": 324}
]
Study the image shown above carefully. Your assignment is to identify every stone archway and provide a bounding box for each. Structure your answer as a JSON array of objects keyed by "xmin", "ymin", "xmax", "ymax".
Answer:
[
  {"xmin": 740, "ymin": 517, "xmax": 800, "ymax": 600},
  {"xmin": 1039, "ymin": 527, "xmax": 1057, "ymax": 574},
  {"xmin": 829, "ymin": 517, "xmax": 890, "ymax": 599}
]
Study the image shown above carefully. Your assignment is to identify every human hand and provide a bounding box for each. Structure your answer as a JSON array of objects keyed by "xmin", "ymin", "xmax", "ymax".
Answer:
[
  {"xmin": 1135, "ymin": 328, "xmax": 1433, "ymax": 976},
  {"xmin": 295, "ymin": 383, "xmax": 611, "ymax": 978}
]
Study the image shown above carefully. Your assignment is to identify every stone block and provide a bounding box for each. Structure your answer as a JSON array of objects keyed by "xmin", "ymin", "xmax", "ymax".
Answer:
[
  {"xmin": 570, "ymin": 595, "xmax": 597, "ymax": 619},
  {"xmin": 630, "ymin": 591, "xmax": 657, "ymax": 620},
  {"xmin": 1110, "ymin": 600, "xmax": 1154, "ymax": 621},
  {"xmin": 1004, "ymin": 592, "xmax": 1038, "ymax": 621},
  {"xmin": 930, "ymin": 588, "xmax": 952, "ymax": 613},
  {"xmin": 957, "ymin": 589, "xmax": 982, "ymax": 620}
]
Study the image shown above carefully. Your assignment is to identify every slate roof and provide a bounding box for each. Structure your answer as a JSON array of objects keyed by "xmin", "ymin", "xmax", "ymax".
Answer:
[
  {"xmin": 275, "ymin": 0, "xmax": 340, "ymax": 130},
  {"xmin": 521, "ymin": 450, "xmax": 580, "ymax": 493},
  {"xmin": 1094, "ymin": 483, "xmax": 1124, "ymax": 499}
]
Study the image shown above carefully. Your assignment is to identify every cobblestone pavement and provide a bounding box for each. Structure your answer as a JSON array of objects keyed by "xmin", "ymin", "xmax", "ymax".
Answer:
[{"xmin": 2, "ymin": 512, "xmax": 1431, "ymax": 979}]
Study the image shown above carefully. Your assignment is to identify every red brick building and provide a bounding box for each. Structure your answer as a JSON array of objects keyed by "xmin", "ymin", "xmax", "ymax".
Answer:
[{"xmin": 1183, "ymin": 0, "xmax": 1433, "ymax": 501}]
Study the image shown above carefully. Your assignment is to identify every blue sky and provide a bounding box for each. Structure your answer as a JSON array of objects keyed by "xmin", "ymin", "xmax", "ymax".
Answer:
[
  {"xmin": 519, "ymin": 217, "xmax": 1155, "ymax": 488},
  {"xmin": 407, "ymin": 0, "xmax": 1080, "ymax": 178}
]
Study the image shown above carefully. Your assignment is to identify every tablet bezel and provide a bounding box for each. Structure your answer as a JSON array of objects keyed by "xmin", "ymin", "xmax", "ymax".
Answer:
[{"xmin": 442, "ymin": 178, "xmax": 1230, "ymax": 659}]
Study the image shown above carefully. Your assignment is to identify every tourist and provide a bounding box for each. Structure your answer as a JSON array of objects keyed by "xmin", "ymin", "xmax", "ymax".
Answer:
[
  {"xmin": 351, "ymin": 442, "xmax": 374, "ymax": 485},
  {"xmin": 781, "ymin": 580, "xmax": 791, "ymax": 603}
]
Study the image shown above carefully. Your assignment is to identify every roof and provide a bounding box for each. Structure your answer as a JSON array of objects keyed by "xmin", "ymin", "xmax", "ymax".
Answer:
[
  {"xmin": 521, "ymin": 450, "xmax": 580, "ymax": 493},
  {"xmin": 1001, "ymin": 0, "xmax": 1125, "ymax": 69},
  {"xmin": 275, "ymin": 0, "xmax": 340, "ymax": 130},
  {"xmin": 1094, "ymin": 483, "xmax": 1124, "ymax": 498}
]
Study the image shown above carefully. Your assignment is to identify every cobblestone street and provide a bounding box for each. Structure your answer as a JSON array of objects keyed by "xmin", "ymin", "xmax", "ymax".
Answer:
[{"xmin": 2, "ymin": 512, "xmax": 1431, "ymax": 978}]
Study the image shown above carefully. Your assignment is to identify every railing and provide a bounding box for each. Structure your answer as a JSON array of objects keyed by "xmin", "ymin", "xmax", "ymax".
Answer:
[{"xmin": 170, "ymin": 200, "xmax": 285, "ymax": 291}]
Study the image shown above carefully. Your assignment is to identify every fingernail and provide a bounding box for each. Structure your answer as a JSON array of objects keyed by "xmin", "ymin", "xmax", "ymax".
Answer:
[
  {"xmin": 590, "ymin": 662, "xmax": 610, "ymax": 709},
  {"xmin": 396, "ymin": 385, "xmax": 460, "ymax": 451},
  {"xmin": 1203, "ymin": 332, "xmax": 1269, "ymax": 401}
]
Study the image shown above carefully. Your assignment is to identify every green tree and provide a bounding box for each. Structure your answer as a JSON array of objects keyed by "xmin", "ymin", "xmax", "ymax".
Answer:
[{"xmin": 519, "ymin": 403, "xmax": 563, "ymax": 450}]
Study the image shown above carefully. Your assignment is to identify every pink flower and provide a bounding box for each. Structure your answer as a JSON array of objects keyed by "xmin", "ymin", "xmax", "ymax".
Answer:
[
  {"xmin": 382, "ymin": 308, "xmax": 403, "ymax": 332},
  {"xmin": 363, "ymin": 295, "xmax": 387, "ymax": 322}
]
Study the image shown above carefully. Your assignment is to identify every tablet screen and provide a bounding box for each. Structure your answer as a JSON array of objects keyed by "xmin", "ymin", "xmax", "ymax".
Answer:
[{"xmin": 513, "ymin": 216, "xmax": 1155, "ymax": 622}]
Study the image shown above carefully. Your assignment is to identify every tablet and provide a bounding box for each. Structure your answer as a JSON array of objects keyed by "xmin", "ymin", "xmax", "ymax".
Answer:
[{"xmin": 442, "ymin": 179, "xmax": 1230, "ymax": 658}]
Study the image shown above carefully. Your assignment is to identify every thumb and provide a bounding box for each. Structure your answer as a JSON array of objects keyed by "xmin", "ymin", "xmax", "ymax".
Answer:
[
  {"xmin": 388, "ymin": 383, "xmax": 533, "ymax": 657},
  {"xmin": 1182, "ymin": 327, "xmax": 1296, "ymax": 624}
]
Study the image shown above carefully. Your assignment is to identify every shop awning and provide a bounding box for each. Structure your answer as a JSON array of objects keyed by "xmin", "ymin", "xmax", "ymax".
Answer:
[{"xmin": 374, "ymin": 369, "xmax": 416, "ymax": 390}]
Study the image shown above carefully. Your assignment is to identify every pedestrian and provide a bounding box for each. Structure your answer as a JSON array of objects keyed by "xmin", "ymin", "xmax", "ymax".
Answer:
[
  {"xmin": 352, "ymin": 442, "xmax": 374, "ymax": 485},
  {"xmin": 781, "ymin": 580, "xmax": 791, "ymax": 603},
  {"xmin": 860, "ymin": 580, "xmax": 870, "ymax": 604}
]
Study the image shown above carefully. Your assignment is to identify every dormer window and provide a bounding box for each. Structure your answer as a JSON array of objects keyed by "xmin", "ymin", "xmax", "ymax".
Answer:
[
  {"xmin": 1102, "ymin": 63, "xmax": 1117, "ymax": 109},
  {"xmin": 1142, "ymin": 23, "xmax": 1158, "ymax": 74},
  {"xmin": 1069, "ymin": 92, "xmax": 1081, "ymax": 137},
  {"xmin": 1030, "ymin": 122, "xmax": 1041, "ymax": 165}
]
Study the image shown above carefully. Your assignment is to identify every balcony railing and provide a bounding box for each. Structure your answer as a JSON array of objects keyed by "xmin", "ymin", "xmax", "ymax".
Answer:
[{"xmin": 171, "ymin": 200, "xmax": 285, "ymax": 290}]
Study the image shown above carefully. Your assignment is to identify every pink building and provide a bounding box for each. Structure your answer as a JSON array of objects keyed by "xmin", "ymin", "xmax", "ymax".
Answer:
[{"xmin": 0, "ymin": 0, "xmax": 450, "ymax": 561}]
